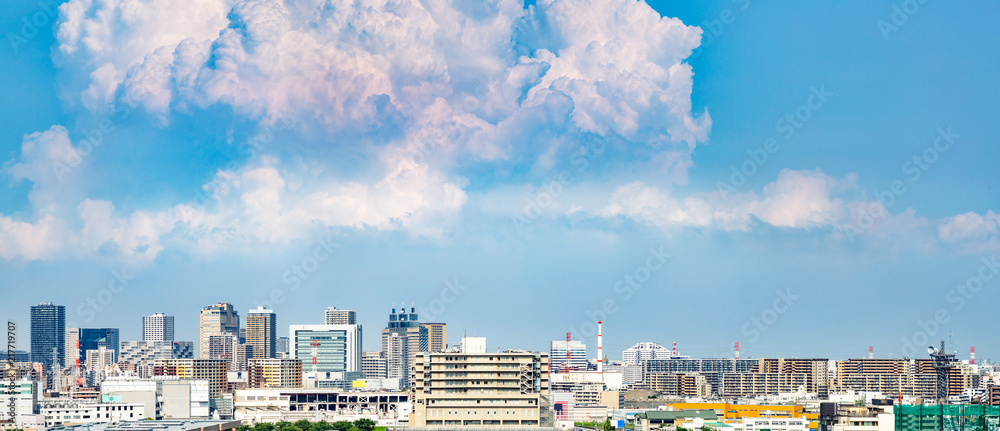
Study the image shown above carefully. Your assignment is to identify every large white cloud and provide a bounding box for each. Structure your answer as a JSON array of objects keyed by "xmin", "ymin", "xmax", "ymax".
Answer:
[
  {"xmin": 53, "ymin": 0, "xmax": 710, "ymax": 166},
  {"xmin": 599, "ymin": 169, "xmax": 849, "ymax": 231}
]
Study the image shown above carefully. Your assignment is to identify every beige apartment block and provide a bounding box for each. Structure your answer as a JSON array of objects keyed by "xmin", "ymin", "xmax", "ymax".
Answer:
[
  {"xmin": 248, "ymin": 358, "xmax": 303, "ymax": 388},
  {"xmin": 410, "ymin": 351, "xmax": 555, "ymax": 428}
]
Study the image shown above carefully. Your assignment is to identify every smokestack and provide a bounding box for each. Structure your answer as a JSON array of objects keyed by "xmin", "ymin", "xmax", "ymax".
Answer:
[
  {"xmin": 735, "ymin": 342, "xmax": 740, "ymax": 360},
  {"xmin": 971, "ymin": 346, "xmax": 976, "ymax": 365},
  {"xmin": 597, "ymin": 321, "xmax": 603, "ymax": 375},
  {"xmin": 672, "ymin": 341, "xmax": 677, "ymax": 357},
  {"xmin": 869, "ymin": 346, "xmax": 874, "ymax": 359}
]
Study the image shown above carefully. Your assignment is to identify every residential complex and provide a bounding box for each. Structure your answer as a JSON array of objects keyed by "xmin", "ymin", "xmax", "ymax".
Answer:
[
  {"xmin": 246, "ymin": 307, "xmax": 277, "ymax": 360},
  {"xmin": 409, "ymin": 351, "xmax": 554, "ymax": 427},
  {"xmin": 199, "ymin": 302, "xmax": 240, "ymax": 359}
]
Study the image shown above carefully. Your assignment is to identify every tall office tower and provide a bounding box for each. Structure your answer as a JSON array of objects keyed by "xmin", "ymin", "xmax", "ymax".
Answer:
[
  {"xmin": 419, "ymin": 323, "xmax": 447, "ymax": 352},
  {"xmin": 550, "ymin": 338, "xmax": 587, "ymax": 371},
  {"xmin": 385, "ymin": 332, "xmax": 409, "ymax": 387},
  {"xmin": 289, "ymin": 324, "xmax": 363, "ymax": 375},
  {"xmin": 30, "ymin": 302, "xmax": 65, "ymax": 369},
  {"xmin": 199, "ymin": 303, "xmax": 240, "ymax": 358},
  {"xmin": 380, "ymin": 304, "xmax": 428, "ymax": 387},
  {"xmin": 143, "ymin": 312, "xmax": 174, "ymax": 341},
  {"xmin": 207, "ymin": 334, "xmax": 252, "ymax": 372},
  {"xmin": 362, "ymin": 351, "xmax": 388, "ymax": 379},
  {"xmin": 246, "ymin": 307, "xmax": 277, "ymax": 359},
  {"xmin": 75, "ymin": 328, "xmax": 120, "ymax": 362},
  {"xmin": 324, "ymin": 307, "xmax": 357, "ymax": 325}
]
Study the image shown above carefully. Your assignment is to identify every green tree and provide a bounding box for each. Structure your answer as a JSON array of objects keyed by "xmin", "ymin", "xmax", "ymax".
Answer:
[
  {"xmin": 602, "ymin": 418, "xmax": 615, "ymax": 431},
  {"xmin": 331, "ymin": 420, "xmax": 354, "ymax": 431},
  {"xmin": 354, "ymin": 418, "xmax": 376, "ymax": 431},
  {"xmin": 255, "ymin": 423, "xmax": 276, "ymax": 431},
  {"xmin": 235, "ymin": 425, "xmax": 252, "ymax": 431},
  {"xmin": 311, "ymin": 420, "xmax": 333, "ymax": 431}
]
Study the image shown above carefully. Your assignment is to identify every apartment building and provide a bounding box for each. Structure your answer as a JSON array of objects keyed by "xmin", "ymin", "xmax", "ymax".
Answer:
[
  {"xmin": 248, "ymin": 358, "xmax": 303, "ymax": 388},
  {"xmin": 410, "ymin": 351, "xmax": 554, "ymax": 427},
  {"xmin": 153, "ymin": 359, "xmax": 229, "ymax": 399}
]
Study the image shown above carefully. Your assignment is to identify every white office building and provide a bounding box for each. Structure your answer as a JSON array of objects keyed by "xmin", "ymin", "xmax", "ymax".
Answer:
[
  {"xmin": 289, "ymin": 324, "xmax": 362, "ymax": 375},
  {"xmin": 0, "ymin": 380, "xmax": 41, "ymax": 428},
  {"xmin": 551, "ymin": 339, "xmax": 587, "ymax": 371},
  {"xmin": 41, "ymin": 400, "xmax": 146, "ymax": 427},
  {"xmin": 324, "ymin": 307, "xmax": 357, "ymax": 325},
  {"xmin": 622, "ymin": 342, "xmax": 673, "ymax": 365},
  {"xmin": 143, "ymin": 312, "xmax": 175, "ymax": 342}
]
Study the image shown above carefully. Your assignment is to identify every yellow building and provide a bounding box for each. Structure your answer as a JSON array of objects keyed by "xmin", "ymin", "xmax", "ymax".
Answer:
[{"xmin": 663, "ymin": 403, "xmax": 819, "ymax": 429}]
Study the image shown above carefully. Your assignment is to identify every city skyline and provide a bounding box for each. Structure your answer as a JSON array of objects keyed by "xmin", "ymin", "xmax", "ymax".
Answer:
[
  {"xmin": 10, "ymin": 300, "xmax": 993, "ymax": 364},
  {"xmin": 2, "ymin": 1, "xmax": 999, "ymax": 367}
]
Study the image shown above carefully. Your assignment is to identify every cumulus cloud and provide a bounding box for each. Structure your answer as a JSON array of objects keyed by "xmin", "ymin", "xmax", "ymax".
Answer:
[
  {"xmin": 937, "ymin": 211, "xmax": 1000, "ymax": 252},
  {"xmin": 0, "ymin": 0, "xmax": 723, "ymax": 263},
  {"xmin": 53, "ymin": 0, "xmax": 710, "ymax": 165},
  {"xmin": 599, "ymin": 169, "xmax": 849, "ymax": 231}
]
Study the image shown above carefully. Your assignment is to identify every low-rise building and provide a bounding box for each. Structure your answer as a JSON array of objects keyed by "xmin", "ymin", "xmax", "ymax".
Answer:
[
  {"xmin": 248, "ymin": 358, "xmax": 303, "ymax": 388},
  {"xmin": 41, "ymin": 399, "xmax": 146, "ymax": 427},
  {"xmin": 234, "ymin": 388, "xmax": 410, "ymax": 423},
  {"xmin": 0, "ymin": 379, "xmax": 40, "ymax": 428},
  {"xmin": 409, "ymin": 350, "xmax": 554, "ymax": 427}
]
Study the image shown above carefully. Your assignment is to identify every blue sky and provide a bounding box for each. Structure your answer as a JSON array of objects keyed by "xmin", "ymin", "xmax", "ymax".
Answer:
[{"xmin": 1, "ymin": 0, "xmax": 999, "ymax": 363}]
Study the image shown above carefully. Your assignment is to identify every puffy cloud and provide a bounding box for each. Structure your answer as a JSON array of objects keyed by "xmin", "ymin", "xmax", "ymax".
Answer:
[
  {"xmin": 0, "ymin": 126, "xmax": 466, "ymax": 263},
  {"xmin": 750, "ymin": 169, "xmax": 847, "ymax": 229},
  {"xmin": 54, "ymin": 0, "xmax": 710, "ymax": 168},
  {"xmin": 600, "ymin": 169, "xmax": 848, "ymax": 231},
  {"xmin": 937, "ymin": 211, "xmax": 1000, "ymax": 252}
]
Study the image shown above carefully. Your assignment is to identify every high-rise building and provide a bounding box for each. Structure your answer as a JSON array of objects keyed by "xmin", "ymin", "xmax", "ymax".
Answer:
[
  {"xmin": 409, "ymin": 351, "xmax": 553, "ymax": 427},
  {"xmin": 248, "ymin": 358, "xmax": 303, "ymax": 388},
  {"xmin": 324, "ymin": 307, "xmax": 357, "ymax": 325},
  {"xmin": 199, "ymin": 303, "xmax": 240, "ymax": 358},
  {"xmin": 380, "ymin": 305, "xmax": 427, "ymax": 387},
  {"xmin": 30, "ymin": 302, "xmax": 65, "ymax": 369},
  {"xmin": 362, "ymin": 351, "xmax": 387, "ymax": 379},
  {"xmin": 246, "ymin": 307, "xmax": 277, "ymax": 359},
  {"xmin": 143, "ymin": 312, "xmax": 174, "ymax": 342},
  {"xmin": 289, "ymin": 324, "xmax": 362, "ymax": 375},
  {"xmin": 420, "ymin": 323, "xmax": 447, "ymax": 352},
  {"xmin": 65, "ymin": 328, "xmax": 80, "ymax": 369},
  {"xmin": 73, "ymin": 328, "xmax": 119, "ymax": 362},
  {"xmin": 550, "ymin": 338, "xmax": 587, "ymax": 371},
  {"xmin": 386, "ymin": 333, "xmax": 409, "ymax": 387},
  {"xmin": 207, "ymin": 334, "xmax": 252, "ymax": 372}
]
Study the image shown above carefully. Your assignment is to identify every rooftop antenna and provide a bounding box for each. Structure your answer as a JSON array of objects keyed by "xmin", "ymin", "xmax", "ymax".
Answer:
[{"xmin": 566, "ymin": 332, "xmax": 572, "ymax": 372}]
